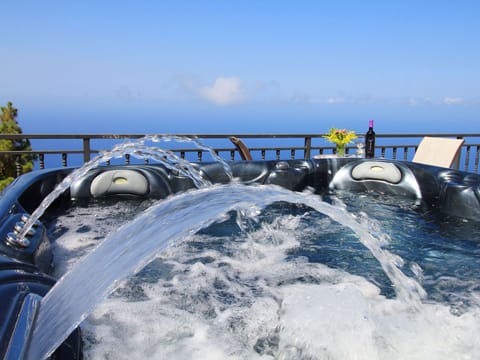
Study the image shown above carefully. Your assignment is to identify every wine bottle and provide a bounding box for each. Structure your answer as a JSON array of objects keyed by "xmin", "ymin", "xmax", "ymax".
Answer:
[{"xmin": 365, "ymin": 119, "xmax": 375, "ymax": 158}]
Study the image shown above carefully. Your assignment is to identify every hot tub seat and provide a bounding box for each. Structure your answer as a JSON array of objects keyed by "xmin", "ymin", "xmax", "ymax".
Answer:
[
  {"xmin": 436, "ymin": 170, "xmax": 480, "ymax": 219},
  {"xmin": 329, "ymin": 159, "xmax": 422, "ymax": 199},
  {"xmin": 70, "ymin": 165, "xmax": 174, "ymax": 199}
]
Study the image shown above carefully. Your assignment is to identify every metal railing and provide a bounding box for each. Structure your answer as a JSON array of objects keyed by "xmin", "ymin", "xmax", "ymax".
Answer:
[{"xmin": 1, "ymin": 133, "xmax": 479, "ymax": 176}]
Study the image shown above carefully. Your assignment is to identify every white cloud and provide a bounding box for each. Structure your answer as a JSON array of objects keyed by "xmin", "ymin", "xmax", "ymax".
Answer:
[
  {"xmin": 405, "ymin": 97, "xmax": 434, "ymax": 106},
  {"xmin": 326, "ymin": 97, "xmax": 346, "ymax": 104},
  {"xmin": 443, "ymin": 97, "xmax": 464, "ymax": 105},
  {"xmin": 199, "ymin": 77, "xmax": 244, "ymax": 106}
]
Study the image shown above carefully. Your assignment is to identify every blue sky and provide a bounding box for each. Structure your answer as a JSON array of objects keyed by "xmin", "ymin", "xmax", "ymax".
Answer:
[{"xmin": 1, "ymin": 1, "xmax": 479, "ymax": 134}]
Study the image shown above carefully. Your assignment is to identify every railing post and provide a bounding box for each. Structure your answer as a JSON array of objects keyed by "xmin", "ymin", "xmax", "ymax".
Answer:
[
  {"xmin": 15, "ymin": 155, "xmax": 22, "ymax": 177},
  {"xmin": 463, "ymin": 145, "xmax": 470, "ymax": 171},
  {"xmin": 82, "ymin": 137, "xmax": 91, "ymax": 164},
  {"xmin": 475, "ymin": 145, "xmax": 480, "ymax": 173},
  {"xmin": 304, "ymin": 136, "xmax": 311, "ymax": 159},
  {"xmin": 454, "ymin": 136, "xmax": 464, "ymax": 170},
  {"xmin": 39, "ymin": 153, "xmax": 45, "ymax": 169}
]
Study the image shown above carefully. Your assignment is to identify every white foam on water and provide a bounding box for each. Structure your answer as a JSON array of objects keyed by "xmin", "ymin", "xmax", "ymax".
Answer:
[
  {"xmin": 48, "ymin": 199, "xmax": 155, "ymax": 276},
  {"xmin": 278, "ymin": 283, "xmax": 480, "ymax": 360},
  {"xmin": 49, "ymin": 210, "xmax": 480, "ymax": 360},
  {"xmin": 77, "ymin": 214, "xmax": 309, "ymax": 359}
]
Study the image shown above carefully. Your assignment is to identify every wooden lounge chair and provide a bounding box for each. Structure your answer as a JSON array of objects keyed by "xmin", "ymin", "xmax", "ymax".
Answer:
[
  {"xmin": 412, "ymin": 136, "xmax": 464, "ymax": 168},
  {"xmin": 229, "ymin": 136, "xmax": 252, "ymax": 160}
]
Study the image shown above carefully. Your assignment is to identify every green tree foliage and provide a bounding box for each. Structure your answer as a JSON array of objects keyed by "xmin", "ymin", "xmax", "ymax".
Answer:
[{"xmin": 0, "ymin": 102, "xmax": 35, "ymax": 191}]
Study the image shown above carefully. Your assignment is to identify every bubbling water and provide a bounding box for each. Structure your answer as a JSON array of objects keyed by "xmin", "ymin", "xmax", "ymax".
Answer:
[
  {"xmin": 27, "ymin": 183, "xmax": 429, "ymax": 359},
  {"xmin": 53, "ymin": 204, "xmax": 480, "ymax": 360}
]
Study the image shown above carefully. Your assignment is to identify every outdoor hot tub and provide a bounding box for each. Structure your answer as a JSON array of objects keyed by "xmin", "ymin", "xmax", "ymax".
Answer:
[{"xmin": 1, "ymin": 157, "xmax": 479, "ymax": 359}]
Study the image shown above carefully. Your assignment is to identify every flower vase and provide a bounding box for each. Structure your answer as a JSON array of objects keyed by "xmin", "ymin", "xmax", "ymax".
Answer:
[{"xmin": 336, "ymin": 144, "xmax": 345, "ymax": 157}]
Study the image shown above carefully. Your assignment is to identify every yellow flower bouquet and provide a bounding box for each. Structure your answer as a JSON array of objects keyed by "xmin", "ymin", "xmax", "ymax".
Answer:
[{"xmin": 323, "ymin": 128, "xmax": 358, "ymax": 156}]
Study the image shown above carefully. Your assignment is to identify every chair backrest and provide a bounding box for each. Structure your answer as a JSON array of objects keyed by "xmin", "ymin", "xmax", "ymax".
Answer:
[
  {"xmin": 412, "ymin": 137, "xmax": 464, "ymax": 168},
  {"xmin": 229, "ymin": 136, "xmax": 253, "ymax": 160}
]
